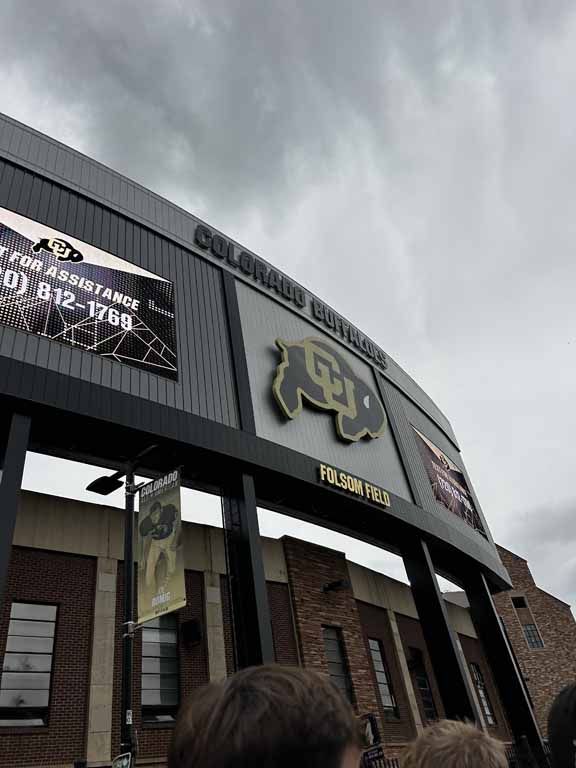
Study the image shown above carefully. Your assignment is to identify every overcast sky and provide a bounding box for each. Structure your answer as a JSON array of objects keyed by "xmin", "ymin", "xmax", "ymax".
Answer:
[{"xmin": 3, "ymin": 1, "xmax": 576, "ymax": 607}]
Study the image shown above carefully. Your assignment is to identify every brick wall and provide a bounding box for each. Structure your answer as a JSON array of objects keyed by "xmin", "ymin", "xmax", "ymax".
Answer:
[
  {"xmin": 396, "ymin": 614, "xmax": 445, "ymax": 726},
  {"xmin": 0, "ymin": 546, "xmax": 96, "ymax": 768},
  {"xmin": 282, "ymin": 537, "xmax": 381, "ymax": 724},
  {"xmin": 112, "ymin": 567, "xmax": 209, "ymax": 761},
  {"xmin": 493, "ymin": 547, "xmax": 576, "ymax": 735},
  {"xmin": 356, "ymin": 601, "xmax": 417, "ymax": 744},
  {"xmin": 458, "ymin": 634, "xmax": 510, "ymax": 742},
  {"xmin": 267, "ymin": 582, "xmax": 299, "ymax": 666}
]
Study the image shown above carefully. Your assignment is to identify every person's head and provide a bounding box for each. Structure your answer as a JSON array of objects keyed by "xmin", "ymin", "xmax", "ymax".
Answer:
[
  {"xmin": 150, "ymin": 501, "xmax": 162, "ymax": 523},
  {"xmin": 547, "ymin": 683, "xmax": 576, "ymax": 768},
  {"xmin": 168, "ymin": 664, "xmax": 362, "ymax": 768},
  {"xmin": 401, "ymin": 720, "xmax": 507, "ymax": 768}
]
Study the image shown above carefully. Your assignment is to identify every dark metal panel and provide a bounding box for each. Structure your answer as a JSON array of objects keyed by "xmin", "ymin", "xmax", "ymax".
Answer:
[
  {"xmin": 0, "ymin": 326, "xmax": 17, "ymax": 359},
  {"xmin": 33, "ymin": 137, "xmax": 50, "ymax": 170},
  {"xmin": 222, "ymin": 274, "xmax": 253, "ymax": 433},
  {"xmin": 178, "ymin": 240, "xmax": 201, "ymax": 416},
  {"xmin": 381, "ymin": 376, "xmax": 498, "ymax": 557},
  {"xmin": 0, "ymin": 161, "xmax": 15, "ymax": 205},
  {"xmin": 200, "ymin": 259, "xmax": 222, "ymax": 425},
  {"xmin": 5, "ymin": 163, "xmax": 24, "ymax": 211},
  {"xmin": 7, "ymin": 123, "xmax": 23, "ymax": 156},
  {"xmin": 378, "ymin": 376, "xmax": 436, "ymax": 511},
  {"xmin": 0, "ymin": 159, "xmax": 238, "ymax": 429},
  {"xmin": 213, "ymin": 272, "xmax": 240, "ymax": 429},
  {"xmin": 0, "ymin": 120, "xmax": 15, "ymax": 154},
  {"xmin": 17, "ymin": 129, "xmax": 32, "ymax": 163}
]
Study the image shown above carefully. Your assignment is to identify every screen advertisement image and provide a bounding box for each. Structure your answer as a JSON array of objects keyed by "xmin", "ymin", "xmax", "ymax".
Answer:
[
  {"xmin": 0, "ymin": 206, "xmax": 177, "ymax": 379},
  {"xmin": 412, "ymin": 426, "xmax": 486, "ymax": 536},
  {"xmin": 137, "ymin": 469, "xmax": 186, "ymax": 625}
]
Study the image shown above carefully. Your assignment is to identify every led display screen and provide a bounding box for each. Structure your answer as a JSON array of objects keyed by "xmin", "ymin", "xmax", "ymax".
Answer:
[
  {"xmin": 412, "ymin": 426, "xmax": 486, "ymax": 536},
  {"xmin": 0, "ymin": 207, "xmax": 177, "ymax": 379}
]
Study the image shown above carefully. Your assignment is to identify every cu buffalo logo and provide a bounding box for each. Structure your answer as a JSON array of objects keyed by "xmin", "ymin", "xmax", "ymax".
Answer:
[
  {"xmin": 32, "ymin": 237, "xmax": 83, "ymax": 262},
  {"xmin": 272, "ymin": 338, "xmax": 387, "ymax": 442}
]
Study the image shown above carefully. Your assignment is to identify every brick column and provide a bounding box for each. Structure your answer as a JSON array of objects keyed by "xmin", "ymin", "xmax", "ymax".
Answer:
[
  {"xmin": 282, "ymin": 537, "xmax": 380, "ymax": 719},
  {"xmin": 87, "ymin": 557, "xmax": 118, "ymax": 764}
]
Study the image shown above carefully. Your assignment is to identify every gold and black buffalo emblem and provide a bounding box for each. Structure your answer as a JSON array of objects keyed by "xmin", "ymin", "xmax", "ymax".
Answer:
[
  {"xmin": 272, "ymin": 337, "xmax": 387, "ymax": 442},
  {"xmin": 32, "ymin": 237, "xmax": 83, "ymax": 262}
]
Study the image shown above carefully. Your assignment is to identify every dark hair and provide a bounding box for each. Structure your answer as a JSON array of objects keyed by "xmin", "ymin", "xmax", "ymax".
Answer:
[
  {"xmin": 548, "ymin": 684, "xmax": 576, "ymax": 768},
  {"xmin": 168, "ymin": 664, "xmax": 362, "ymax": 768}
]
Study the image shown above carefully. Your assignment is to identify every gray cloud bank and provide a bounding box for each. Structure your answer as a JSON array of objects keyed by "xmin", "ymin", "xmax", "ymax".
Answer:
[{"xmin": 2, "ymin": 0, "xmax": 576, "ymax": 606}]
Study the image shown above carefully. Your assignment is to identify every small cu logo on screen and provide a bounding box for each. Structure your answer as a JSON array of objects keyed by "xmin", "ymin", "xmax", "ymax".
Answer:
[
  {"xmin": 32, "ymin": 237, "xmax": 83, "ymax": 263},
  {"xmin": 272, "ymin": 337, "xmax": 387, "ymax": 443}
]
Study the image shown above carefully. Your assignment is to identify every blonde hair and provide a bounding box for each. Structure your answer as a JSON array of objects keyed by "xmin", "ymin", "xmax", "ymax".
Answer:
[{"xmin": 401, "ymin": 720, "xmax": 507, "ymax": 768}]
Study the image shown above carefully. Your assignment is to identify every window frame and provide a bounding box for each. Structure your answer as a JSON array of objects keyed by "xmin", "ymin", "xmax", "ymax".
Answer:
[
  {"xmin": 510, "ymin": 595, "xmax": 545, "ymax": 650},
  {"xmin": 141, "ymin": 614, "xmax": 180, "ymax": 727},
  {"xmin": 322, "ymin": 626, "xmax": 354, "ymax": 704},
  {"xmin": 0, "ymin": 601, "xmax": 58, "ymax": 729},
  {"xmin": 469, "ymin": 662, "xmax": 497, "ymax": 727},
  {"xmin": 522, "ymin": 623, "xmax": 545, "ymax": 650},
  {"xmin": 408, "ymin": 647, "xmax": 438, "ymax": 724},
  {"xmin": 367, "ymin": 638, "xmax": 399, "ymax": 719}
]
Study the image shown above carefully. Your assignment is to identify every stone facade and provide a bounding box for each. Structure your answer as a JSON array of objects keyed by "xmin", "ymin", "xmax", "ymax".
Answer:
[
  {"xmin": 493, "ymin": 546, "xmax": 576, "ymax": 736},
  {"xmin": 0, "ymin": 547, "xmax": 96, "ymax": 768},
  {"xmin": 1, "ymin": 493, "xmax": 575, "ymax": 766},
  {"xmin": 282, "ymin": 536, "xmax": 382, "ymax": 722}
]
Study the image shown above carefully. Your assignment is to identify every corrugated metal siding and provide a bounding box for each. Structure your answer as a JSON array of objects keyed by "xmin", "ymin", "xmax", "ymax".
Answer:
[
  {"xmin": 0, "ymin": 160, "xmax": 239, "ymax": 428},
  {"xmin": 237, "ymin": 282, "xmax": 413, "ymax": 500},
  {"xmin": 379, "ymin": 374, "xmax": 496, "ymax": 552},
  {"xmin": 0, "ymin": 112, "xmax": 456, "ymax": 446}
]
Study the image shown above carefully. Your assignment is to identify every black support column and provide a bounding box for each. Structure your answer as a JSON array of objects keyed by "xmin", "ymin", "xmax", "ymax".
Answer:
[
  {"xmin": 222, "ymin": 473, "xmax": 275, "ymax": 668},
  {"xmin": 221, "ymin": 271, "xmax": 275, "ymax": 668},
  {"xmin": 0, "ymin": 412, "xmax": 31, "ymax": 604},
  {"xmin": 464, "ymin": 571, "xmax": 547, "ymax": 767},
  {"xmin": 401, "ymin": 538, "xmax": 481, "ymax": 723}
]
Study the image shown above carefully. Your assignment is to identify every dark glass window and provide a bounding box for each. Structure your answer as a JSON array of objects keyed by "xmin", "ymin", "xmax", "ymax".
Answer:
[
  {"xmin": 322, "ymin": 627, "xmax": 353, "ymax": 703},
  {"xmin": 511, "ymin": 596, "xmax": 527, "ymax": 609},
  {"xmin": 141, "ymin": 614, "xmax": 179, "ymax": 724},
  {"xmin": 0, "ymin": 602, "xmax": 57, "ymax": 727},
  {"xmin": 523, "ymin": 623, "xmax": 544, "ymax": 649},
  {"xmin": 470, "ymin": 663, "xmax": 496, "ymax": 726},
  {"xmin": 368, "ymin": 639, "xmax": 399, "ymax": 717},
  {"xmin": 408, "ymin": 647, "xmax": 437, "ymax": 722}
]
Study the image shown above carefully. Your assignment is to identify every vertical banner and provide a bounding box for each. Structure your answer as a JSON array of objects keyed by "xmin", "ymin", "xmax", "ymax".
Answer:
[{"xmin": 137, "ymin": 469, "xmax": 186, "ymax": 625}]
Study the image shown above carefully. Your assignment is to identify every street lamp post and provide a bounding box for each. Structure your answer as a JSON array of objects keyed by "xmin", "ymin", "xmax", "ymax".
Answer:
[{"xmin": 86, "ymin": 446, "xmax": 157, "ymax": 765}]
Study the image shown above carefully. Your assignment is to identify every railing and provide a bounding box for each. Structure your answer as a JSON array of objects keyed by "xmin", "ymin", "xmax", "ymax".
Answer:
[
  {"xmin": 504, "ymin": 741, "xmax": 552, "ymax": 768},
  {"xmin": 362, "ymin": 742, "xmax": 551, "ymax": 768}
]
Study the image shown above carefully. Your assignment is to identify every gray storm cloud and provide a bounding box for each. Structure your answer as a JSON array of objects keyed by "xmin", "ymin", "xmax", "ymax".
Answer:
[{"xmin": 2, "ymin": 0, "xmax": 576, "ymax": 605}]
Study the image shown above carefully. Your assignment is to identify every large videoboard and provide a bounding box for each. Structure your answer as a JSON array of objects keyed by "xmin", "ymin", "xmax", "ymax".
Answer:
[{"xmin": 0, "ymin": 206, "xmax": 177, "ymax": 380}]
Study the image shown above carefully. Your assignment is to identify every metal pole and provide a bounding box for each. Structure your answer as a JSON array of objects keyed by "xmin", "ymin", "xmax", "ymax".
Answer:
[{"xmin": 121, "ymin": 465, "xmax": 136, "ymax": 760}]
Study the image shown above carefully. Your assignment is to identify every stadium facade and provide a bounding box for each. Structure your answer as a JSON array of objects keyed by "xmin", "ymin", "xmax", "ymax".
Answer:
[{"xmin": 0, "ymin": 112, "xmax": 566, "ymax": 766}]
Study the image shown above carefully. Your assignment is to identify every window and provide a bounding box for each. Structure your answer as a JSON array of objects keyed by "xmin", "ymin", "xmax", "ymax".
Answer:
[
  {"xmin": 469, "ymin": 663, "xmax": 496, "ymax": 726},
  {"xmin": 141, "ymin": 614, "xmax": 180, "ymax": 724},
  {"xmin": 408, "ymin": 647, "xmax": 437, "ymax": 722},
  {"xmin": 523, "ymin": 623, "xmax": 544, "ymax": 650},
  {"xmin": 368, "ymin": 639, "xmax": 399, "ymax": 718},
  {"xmin": 322, "ymin": 627, "xmax": 353, "ymax": 703},
  {"xmin": 0, "ymin": 602, "xmax": 57, "ymax": 727},
  {"xmin": 511, "ymin": 596, "xmax": 544, "ymax": 649}
]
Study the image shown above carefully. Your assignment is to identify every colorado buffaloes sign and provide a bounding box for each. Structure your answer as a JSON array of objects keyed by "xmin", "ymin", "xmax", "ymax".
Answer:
[{"xmin": 272, "ymin": 337, "xmax": 387, "ymax": 442}]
